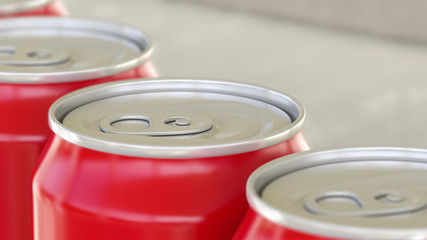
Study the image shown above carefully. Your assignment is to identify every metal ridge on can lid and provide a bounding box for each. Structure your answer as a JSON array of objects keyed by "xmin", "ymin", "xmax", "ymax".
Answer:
[
  {"xmin": 248, "ymin": 147, "xmax": 427, "ymax": 240},
  {"xmin": 49, "ymin": 78, "xmax": 306, "ymax": 158},
  {"xmin": 0, "ymin": 17, "xmax": 153, "ymax": 83},
  {"xmin": 0, "ymin": 0, "xmax": 53, "ymax": 14}
]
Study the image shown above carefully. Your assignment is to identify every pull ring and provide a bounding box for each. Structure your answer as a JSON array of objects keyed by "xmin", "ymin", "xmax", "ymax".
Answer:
[
  {"xmin": 304, "ymin": 187, "xmax": 427, "ymax": 217},
  {"xmin": 0, "ymin": 46, "xmax": 71, "ymax": 66},
  {"xmin": 100, "ymin": 113, "xmax": 213, "ymax": 136}
]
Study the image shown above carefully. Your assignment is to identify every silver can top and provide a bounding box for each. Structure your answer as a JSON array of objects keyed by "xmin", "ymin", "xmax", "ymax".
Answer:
[
  {"xmin": 0, "ymin": 0, "xmax": 53, "ymax": 14},
  {"xmin": 0, "ymin": 17, "xmax": 153, "ymax": 83},
  {"xmin": 249, "ymin": 147, "xmax": 427, "ymax": 240},
  {"xmin": 49, "ymin": 79, "xmax": 305, "ymax": 158}
]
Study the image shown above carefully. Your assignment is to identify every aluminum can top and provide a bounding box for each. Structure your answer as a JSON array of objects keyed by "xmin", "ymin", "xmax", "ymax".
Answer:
[
  {"xmin": 49, "ymin": 79, "xmax": 305, "ymax": 158},
  {"xmin": 0, "ymin": 0, "xmax": 54, "ymax": 14},
  {"xmin": 0, "ymin": 17, "xmax": 153, "ymax": 83},
  {"xmin": 248, "ymin": 147, "xmax": 427, "ymax": 240}
]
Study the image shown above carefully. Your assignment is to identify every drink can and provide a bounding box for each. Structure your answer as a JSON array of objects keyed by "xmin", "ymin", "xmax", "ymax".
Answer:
[
  {"xmin": 233, "ymin": 147, "xmax": 427, "ymax": 240},
  {"xmin": 0, "ymin": 17, "xmax": 156, "ymax": 240},
  {"xmin": 0, "ymin": 0, "xmax": 67, "ymax": 18},
  {"xmin": 34, "ymin": 79, "xmax": 309, "ymax": 240}
]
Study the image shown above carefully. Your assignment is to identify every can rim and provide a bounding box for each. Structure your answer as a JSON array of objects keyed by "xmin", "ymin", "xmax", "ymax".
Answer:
[
  {"xmin": 48, "ymin": 78, "xmax": 306, "ymax": 158},
  {"xmin": 0, "ymin": 0, "xmax": 54, "ymax": 14},
  {"xmin": 247, "ymin": 147, "xmax": 427, "ymax": 240},
  {"xmin": 0, "ymin": 17, "xmax": 154, "ymax": 84}
]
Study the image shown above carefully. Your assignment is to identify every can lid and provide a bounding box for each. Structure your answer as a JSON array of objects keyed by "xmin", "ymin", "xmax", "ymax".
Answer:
[
  {"xmin": 0, "ymin": 17, "xmax": 153, "ymax": 83},
  {"xmin": 0, "ymin": 0, "xmax": 53, "ymax": 14},
  {"xmin": 249, "ymin": 147, "xmax": 427, "ymax": 240},
  {"xmin": 49, "ymin": 79, "xmax": 305, "ymax": 158}
]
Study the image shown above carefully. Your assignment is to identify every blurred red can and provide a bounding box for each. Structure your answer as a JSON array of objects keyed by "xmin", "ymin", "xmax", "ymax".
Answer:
[
  {"xmin": 0, "ymin": 0, "xmax": 67, "ymax": 18},
  {"xmin": 0, "ymin": 17, "xmax": 156, "ymax": 240},
  {"xmin": 33, "ymin": 79, "xmax": 309, "ymax": 240},
  {"xmin": 233, "ymin": 147, "xmax": 427, "ymax": 240}
]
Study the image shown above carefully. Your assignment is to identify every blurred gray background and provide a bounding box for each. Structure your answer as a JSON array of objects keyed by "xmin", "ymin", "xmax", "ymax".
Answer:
[{"xmin": 63, "ymin": 0, "xmax": 427, "ymax": 150}]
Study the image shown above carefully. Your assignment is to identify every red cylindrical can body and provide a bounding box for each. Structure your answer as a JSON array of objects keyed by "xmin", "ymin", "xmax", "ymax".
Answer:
[
  {"xmin": 233, "ymin": 148, "xmax": 427, "ymax": 240},
  {"xmin": 35, "ymin": 133, "xmax": 308, "ymax": 240},
  {"xmin": 0, "ymin": 0, "xmax": 67, "ymax": 18},
  {"xmin": 34, "ymin": 79, "xmax": 309, "ymax": 240},
  {"xmin": 0, "ymin": 17, "xmax": 156, "ymax": 240},
  {"xmin": 233, "ymin": 208, "xmax": 338, "ymax": 240}
]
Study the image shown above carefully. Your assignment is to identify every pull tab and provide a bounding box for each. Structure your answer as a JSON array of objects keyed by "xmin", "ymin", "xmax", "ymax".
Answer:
[
  {"xmin": 99, "ymin": 113, "xmax": 213, "ymax": 136},
  {"xmin": 304, "ymin": 187, "xmax": 427, "ymax": 217},
  {"xmin": 0, "ymin": 46, "xmax": 71, "ymax": 66}
]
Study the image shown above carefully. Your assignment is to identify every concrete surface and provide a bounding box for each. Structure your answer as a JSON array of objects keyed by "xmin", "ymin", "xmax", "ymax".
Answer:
[
  {"xmin": 184, "ymin": 0, "xmax": 427, "ymax": 44},
  {"xmin": 63, "ymin": 0, "xmax": 427, "ymax": 150}
]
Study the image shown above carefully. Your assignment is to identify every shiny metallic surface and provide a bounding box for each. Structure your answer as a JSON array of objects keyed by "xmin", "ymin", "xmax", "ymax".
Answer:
[
  {"xmin": 247, "ymin": 147, "xmax": 427, "ymax": 239},
  {"xmin": 49, "ymin": 78, "xmax": 304, "ymax": 158},
  {"xmin": 303, "ymin": 187, "xmax": 427, "ymax": 217},
  {"xmin": 99, "ymin": 113, "xmax": 213, "ymax": 136},
  {"xmin": 0, "ymin": 17, "xmax": 153, "ymax": 83},
  {"xmin": 0, "ymin": 0, "xmax": 53, "ymax": 14},
  {"xmin": 0, "ymin": 46, "xmax": 71, "ymax": 65}
]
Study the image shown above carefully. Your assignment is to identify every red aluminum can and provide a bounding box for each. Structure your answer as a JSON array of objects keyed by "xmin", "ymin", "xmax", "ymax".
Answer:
[
  {"xmin": 0, "ymin": 17, "xmax": 156, "ymax": 240},
  {"xmin": 33, "ymin": 79, "xmax": 309, "ymax": 240},
  {"xmin": 233, "ymin": 147, "xmax": 427, "ymax": 240},
  {"xmin": 0, "ymin": 0, "xmax": 67, "ymax": 18}
]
